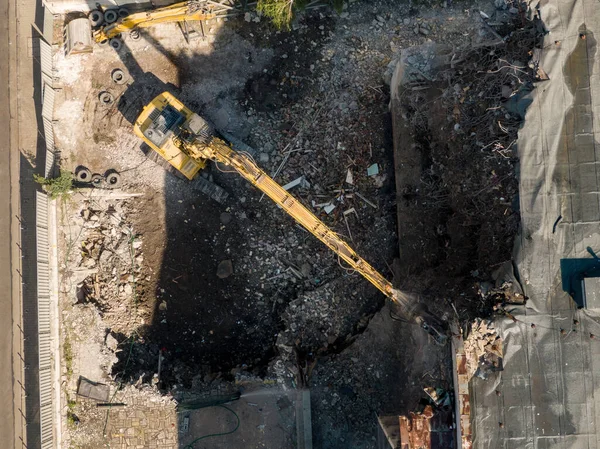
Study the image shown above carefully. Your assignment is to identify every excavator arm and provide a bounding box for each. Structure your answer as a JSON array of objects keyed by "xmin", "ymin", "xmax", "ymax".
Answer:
[
  {"xmin": 195, "ymin": 139, "xmax": 447, "ymax": 344},
  {"xmin": 202, "ymin": 138, "xmax": 395, "ymax": 296},
  {"xmin": 94, "ymin": 1, "xmax": 219, "ymax": 42}
]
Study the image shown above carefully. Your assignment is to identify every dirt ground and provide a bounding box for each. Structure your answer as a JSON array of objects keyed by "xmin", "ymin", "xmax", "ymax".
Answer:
[{"xmin": 51, "ymin": 0, "xmax": 532, "ymax": 447}]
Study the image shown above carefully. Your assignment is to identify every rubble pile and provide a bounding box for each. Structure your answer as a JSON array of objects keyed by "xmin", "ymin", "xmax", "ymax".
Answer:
[
  {"xmin": 240, "ymin": 230, "xmax": 330, "ymax": 293},
  {"xmin": 62, "ymin": 197, "xmax": 152, "ymax": 335},
  {"xmin": 464, "ymin": 318, "xmax": 503, "ymax": 380},
  {"xmin": 388, "ymin": 1, "xmax": 543, "ymax": 313},
  {"xmin": 274, "ymin": 278, "xmax": 375, "ymax": 376}
]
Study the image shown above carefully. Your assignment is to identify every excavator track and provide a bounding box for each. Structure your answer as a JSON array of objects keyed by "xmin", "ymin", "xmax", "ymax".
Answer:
[{"xmin": 142, "ymin": 143, "xmax": 229, "ymax": 204}]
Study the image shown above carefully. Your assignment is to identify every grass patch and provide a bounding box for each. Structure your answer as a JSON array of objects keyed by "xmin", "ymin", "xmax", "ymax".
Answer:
[
  {"xmin": 34, "ymin": 170, "xmax": 74, "ymax": 200},
  {"xmin": 256, "ymin": 0, "xmax": 344, "ymax": 29},
  {"xmin": 66, "ymin": 398, "xmax": 79, "ymax": 428},
  {"xmin": 64, "ymin": 334, "xmax": 73, "ymax": 377}
]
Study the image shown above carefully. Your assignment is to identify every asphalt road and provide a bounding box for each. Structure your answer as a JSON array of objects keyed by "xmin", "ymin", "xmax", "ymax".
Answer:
[{"xmin": 0, "ymin": 0, "xmax": 16, "ymax": 444}]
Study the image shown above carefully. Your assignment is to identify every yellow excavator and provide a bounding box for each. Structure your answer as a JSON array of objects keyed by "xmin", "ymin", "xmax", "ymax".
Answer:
[
  {"xmin": 134, "ymin": 92, "xmax": 447, "ymax": 344},
  {"xmin": 90, "ymin": 1, "xmax": 231, "ymax": 47}
]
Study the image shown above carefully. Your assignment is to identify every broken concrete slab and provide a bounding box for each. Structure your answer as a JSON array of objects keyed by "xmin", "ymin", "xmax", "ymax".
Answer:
[
  {"xmin": 77, "ymin": 376, "xmax": 110, "ymax": 402},
  {"xmin": 217, "ymin": 259, "xmax": 234, "ymax": 279}
]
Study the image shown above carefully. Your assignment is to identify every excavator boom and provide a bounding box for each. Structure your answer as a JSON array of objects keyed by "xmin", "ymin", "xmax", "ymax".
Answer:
[
  {"xmin": 94, "ymin": 1, "xmax": 223, "ymax": 42},
  {"xmin": 205, "ymin": 139, "xmax": 395, "ymax": 298},
  {"xmin": 134, "ymin": 92, "xmax": 447, "ymax": 344}
]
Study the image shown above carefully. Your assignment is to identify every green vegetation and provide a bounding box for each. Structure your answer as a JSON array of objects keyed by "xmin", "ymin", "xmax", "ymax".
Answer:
[
  {"xmin": 331, "ymin": 0, "xmax": 344, "ymax": 13},
  {"xmin": 257, "ymin": 0, "xmax": 344, "ymax": 29},
  {"xmin": 66, "ymin": 399, "xmax": 79, "ymax": 428},
  {"xmin": 64, "ymin": 334, "xmax": 73, "ymax": 377},
  {"xmin": 257, "ymin": 0, "xmax": 301, "ymax": 29},
  {"xmin": 34, "ymin": 170, "xmax": 74, "ymax": 200}
]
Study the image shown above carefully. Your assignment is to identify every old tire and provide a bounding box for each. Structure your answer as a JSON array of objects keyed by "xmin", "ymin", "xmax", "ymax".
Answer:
[
  {"xmin": 109, "ymin": 38, "xmax": 122, "ymax": 51},
  {"xmin": 104, "ymin": 171, "xmax": 122, "ymax": 188},
  {"xmin": 91, "ymin": 174, "xmax": 104, "ymax": 188},
  {"xmin": 129, "ymin": 29, "xmax": 141, "ymax": 40},
  {"xmin": 99, "ymin": 91, "xmax": 114, "ymax": 106},
  {"xmin": 104, "ymin": 9, "xmax": 118, "ymax": 24},
  {"xmin": 111, "ymin": 68, "xmax": 127, "ymax": 84},
  {"xmin": 75, "ymin": 167, "xmax": 92, "ymax": 183},
  {"xmin": 88, "ymin": 10, "xmax": 104, "ymax": 27},
  {"xmin": 118, "ymin": 7, "xmax": 129, "ymax": 18}
]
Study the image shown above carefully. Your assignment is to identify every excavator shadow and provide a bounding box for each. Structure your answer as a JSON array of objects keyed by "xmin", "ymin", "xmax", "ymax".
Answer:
[
  {"xmin": 112, "ymin": 35, "xmax": 179, "ymax": 125},
  {"xmin": 100, "ymin": 17, "xmax": 280, "ymax": 387}
]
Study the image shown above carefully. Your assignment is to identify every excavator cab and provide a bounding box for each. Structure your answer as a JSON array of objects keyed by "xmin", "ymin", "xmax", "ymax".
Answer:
[{"xmin": 134, "ymin": 92, "xmax": 209, "ymax": 180}]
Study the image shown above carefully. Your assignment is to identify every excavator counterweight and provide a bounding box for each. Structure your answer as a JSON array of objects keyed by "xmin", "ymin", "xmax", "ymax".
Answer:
[{"xmin": 134, "ymin": 92, "xmax": 447, "ymax": 345}]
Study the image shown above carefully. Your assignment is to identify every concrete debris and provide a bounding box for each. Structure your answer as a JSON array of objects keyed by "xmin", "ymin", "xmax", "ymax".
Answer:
[
  {"xmin": 367, "ymin": 163, "xmax": 380, "ymax": 176},
  {"xmin": 345, "ymin": 169, "xmax": 354, "ymax": 185},
  {"xmin": 105, "ymin": 333, "xmax": 119, "ymax": 352},
  {"xmin": 77, "ymin": 377, "xmax": 110, "ymax": 402},
  {"xmin": 300, "ymin": 263, "xmax": 312, "ymax": 278},
  {"xmin": 464, "ymin": 319, "xmax": 503, "ymax": 380},
  {"xmin": 49, "ymin": 1, "xmax": 526, "ymax": 447},
  {"xmin": 65, "ymin": 199, "xmax": 145, "ymax": 335},
  {"xmin": 282, "ymin": 176, "xmax": 310, "ymax": 191},
  {"xmin": 217, "ymin": 259, "xmax": 234, "ymax": 279},
  {"xmin": 323, "ymin": 203, "xmax": 336, "ymax": 214},
  {"xmin": 220, "ymin": 212, "xmax": 232, "ymax": 224}
]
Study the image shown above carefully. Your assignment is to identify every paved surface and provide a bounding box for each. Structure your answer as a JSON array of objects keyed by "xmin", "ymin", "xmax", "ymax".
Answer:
[
  {"xmin": 70, "ymin": 385, "xmax": 179, "ymax": 449},
  {"xmin": 4, "ymin": 0, "xmax": 47, "ymax": 446},
  {"xmin": 179, "ymin": 388, "xmax": 296, "ymax": 449},
  {"xmin": 0, "ymin": 0, "xmax": 16, "ymax": 443},
  {"xmin": 107, "ymin": 398, "xmax": 178, "ymax": 449}
]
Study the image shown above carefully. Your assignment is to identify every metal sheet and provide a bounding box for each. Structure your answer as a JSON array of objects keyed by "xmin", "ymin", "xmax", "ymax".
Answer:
[
  {"xmin": 43, "ymin": 116, "xmax": 55, "ymax": 153},
  {"xmin": 43, "ymin": 6, "xmax": 54, "ymax": 44},
  {"xmin": 44, "ymin": 149, "xmax": 55, "ymax": 178},
  {"xmin": 77, "ymin": 377, "xmax": 111, "ymax": 402},
  {"xmin": 464, "ymin": 1, "xmax": 600, "ymax": 448},
  {"xmin": 40, "ymin": 39, "xmax": 53, "ymax": 78},
  {"xmin": 42, "ymin": 85, "xmax": 55, "ymax": 121},
  {"xmin": 36, "ymin": 191, "xmax": 48, "ymax": 222},
  {"xmin": 583, "ymin": 277, "xmax": 600, "ymax": 309},
  {"xmin": 36, "ymin": 190, "xmax": 53, "ymax": 449}
]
